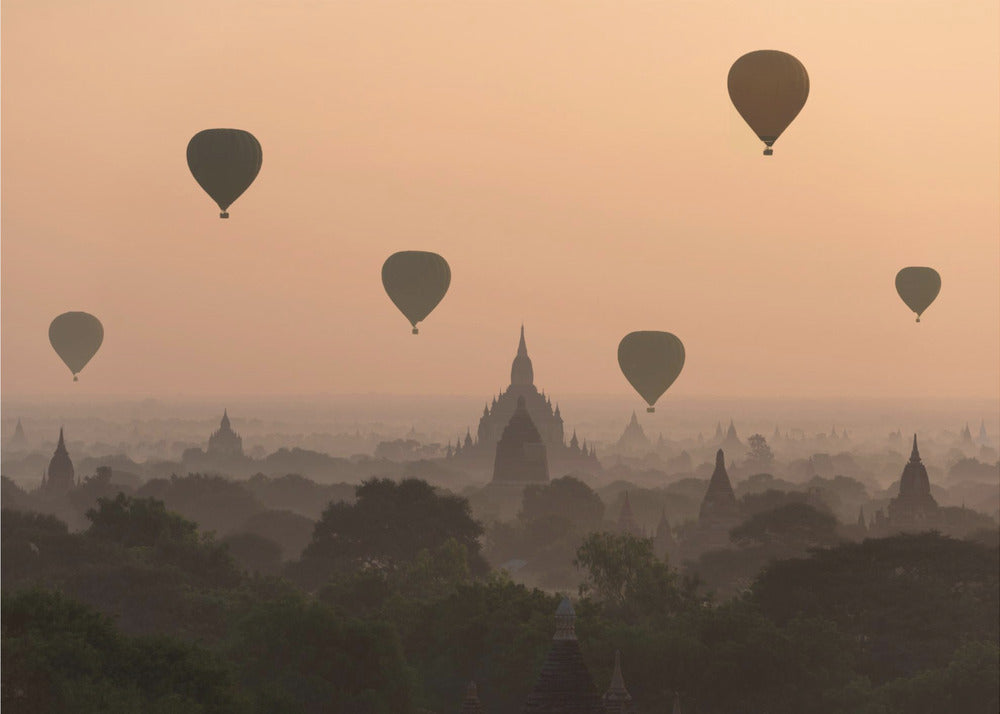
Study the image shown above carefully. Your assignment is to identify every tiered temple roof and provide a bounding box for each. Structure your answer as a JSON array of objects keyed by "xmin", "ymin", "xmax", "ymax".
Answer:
[
  {"xmin": 523, "ymin": 598, "xmax": 605, "ymax": 714},
  {"xmin": 492, "ymin": 396, "xmax": 549, "ymax": 483}
]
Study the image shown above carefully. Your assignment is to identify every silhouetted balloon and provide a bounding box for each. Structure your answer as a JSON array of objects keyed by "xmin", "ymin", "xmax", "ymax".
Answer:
[
  {"xmin": 895, "ymin": 267, "xmax": 941, "ymax": 322},
  {"xmin": 728, "ymin": 50, "xmax": 809, "ymax": 155},
  {"xmin": 381, "ymin": 252, "xmax": 451, "ymax": 334},
  {"xmin": 49, "ymin": 312, "xmax": 103, "ymax": 381},
  {"xmin": 186, "ymin": 129, "xmax": 262, "ymax": 218},
  {"xmin": 617, "ymin": 331, "xmax": 685, "ymax": 412}
]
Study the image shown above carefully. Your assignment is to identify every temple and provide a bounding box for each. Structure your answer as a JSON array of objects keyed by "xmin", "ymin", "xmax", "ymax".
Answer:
[
  {"xmin": 207, "ymin": 410, "xmax": 244, "ymax": 458},
  {"xmin": 7, "ymin": 418, "xmax": 26, "ymax": 450},
  {"xmin": 614, "ymin": 412, "xmax": 652, "ymax": 456},
  {"xmin": 653, "ymin": 509, "xmax": 676, "ymax": 560},
  {"xmin": 522, "ymin": 598, "xmax": 612, "ymax": 714},
  {"xmin": 451, "ymin": 327, "xmax": 599, "ymax": 474},
  {"xmin": 492, "ymin": 396, "xmax": 550, "ymax": 483},
  {"xmin": 40, "ymin": 428, "xmax": 75, "ymax": 493},
  {"xmin": 884, "ymin": 435, "xmax": 939, "ymax": 528},
  {"xmin": 616, "ymin": 491, "xmax": 643, "ymax": 537}
]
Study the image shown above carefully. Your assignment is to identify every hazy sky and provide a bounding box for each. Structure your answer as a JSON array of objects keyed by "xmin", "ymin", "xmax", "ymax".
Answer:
[{"xmin": 3, "ymin": 1, "xmax": 998, "ymax": 400}]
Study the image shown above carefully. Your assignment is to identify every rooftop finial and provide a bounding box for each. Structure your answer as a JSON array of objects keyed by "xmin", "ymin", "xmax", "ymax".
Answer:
[
  {"xmin": 910, "ymin": 434, "xmax": 921, "ymax": 462},
  {"xmin": 715, "ymin": 449, "xmax": 725, "ymax": 467}
]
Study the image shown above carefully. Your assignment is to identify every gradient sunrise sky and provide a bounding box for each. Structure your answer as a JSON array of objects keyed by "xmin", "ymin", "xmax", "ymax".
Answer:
[{"xmin": 2, "ymin": 1, "xmax": 997, "ymax": 399}]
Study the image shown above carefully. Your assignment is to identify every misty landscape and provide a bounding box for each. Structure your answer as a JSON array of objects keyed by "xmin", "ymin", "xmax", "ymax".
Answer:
[{"xmin": 3, "ymin": 1, "xmax": 999, "ymax": 713}]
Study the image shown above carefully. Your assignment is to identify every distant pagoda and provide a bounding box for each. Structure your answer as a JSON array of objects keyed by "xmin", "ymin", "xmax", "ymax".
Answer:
[
  {"xmin": 885, "ymin": 435, "xmax": 939, "ymax": 528},
  {"xmin": 207, "ymin": 410, "xmax": 243, "ymax": 458},
  {"xmin": 452, "ymin": 327, "xmax": 599, "ymax": 474},
  {"xmin": 614, "ymin": 412, "xmax": 651, "ymax": 456},
  {"xmin": 699, "ymin": 450, "xmax": 740, "ymax": 528},
  {"xmin": 616, "ymin": 491, "xmax": 642, "ymax": 537},
  {"xmin": 40, "ymin": 428, "xmax": 75, "ymax": 492},
  {"xmin": 492, "ymin": 396, "xmax": 549, "ymax": 483}
]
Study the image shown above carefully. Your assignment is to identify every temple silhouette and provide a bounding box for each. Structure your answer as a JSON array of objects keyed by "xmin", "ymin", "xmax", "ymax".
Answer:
[
  {"xmin": 40, "ymin": 428, "xmax": 75, "ymax": 493},
  {"xmin": 208, "ymin": 410, "xmax": 244, "ymax": 458},
  {"xmin": 492, "ymin": 395, "xmax": 550, "ymax": 483},
  {"xmin": 870, "ymin": 435, "xmax": 942, "ymax": 533},
  {"xmin": 450, "ymin": 327, "xmax": 600, "ymax": 476}
]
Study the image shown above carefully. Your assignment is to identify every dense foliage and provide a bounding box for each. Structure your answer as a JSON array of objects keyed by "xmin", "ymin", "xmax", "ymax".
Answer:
[{"xmin": 2, "ymin": 477, "xmax": 998, "ymax": 714}]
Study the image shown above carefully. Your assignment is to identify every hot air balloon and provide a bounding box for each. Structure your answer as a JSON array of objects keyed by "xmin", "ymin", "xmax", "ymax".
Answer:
[
  {"xmin": 49, "ymin": 312, "xmax": 103, "ymax": 381},
  {"xmin": 381, "ymin": 251, "xmax": 451, "ymax": 334},
  {"xmin": 895, "ymin": 267, "xmax": 941, "ymax": 322},
  {"xmin": 186, "ymin": 129, "xmax": 262, "ymax": 218},
  {"xmin": 728, "ymin": 50, "xmax": 809, "ymax": 155},
  {"xmin": 617, "ymin": 331, "xmax": 685, "ymax": 412}
]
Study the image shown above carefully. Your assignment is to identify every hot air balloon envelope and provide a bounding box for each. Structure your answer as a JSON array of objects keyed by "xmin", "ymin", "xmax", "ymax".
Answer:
[
  {"xmin": 895, "ymin": 267, "xmax": 941, "ymax": 322},
  {"xmin": 728, "ymin": 50, "xmax": 809, "ymax": 154},
  {"xmin": 187, "ymin": 129, "xmax": 262, "ymax": 218},
  {"xmin": 49, "ymin": 312, "xmax": 104, "ymax": 381},
  {"xmin": 381, "ymin": 251, "xmax": 451, "ymax": 334},
  {"xmin": 617, "ymin": 331, "xmax": 685, "ymax": 412}
]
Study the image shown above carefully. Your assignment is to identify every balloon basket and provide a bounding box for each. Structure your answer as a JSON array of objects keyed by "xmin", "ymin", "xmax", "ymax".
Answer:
[
  {"xmin": 647, "ymin": 407, "xmax": 655, "ymax": 413},
  {"xmin": 763, "ymin": 147, "xmax": 773, "ymax": 156},
  {"xmin": 73, "ymin": 375, "xmax": 79, "ymax": 382},
  {"xmin": 219, "ymin": 212, "xmax": 229, "ymax": 219},
  {"xmin": 915, "ymin": 317, "xmax": 921, "ymax": 323},
  {"xmin": 412, "ymin": 327, "xmax": 419, "ymax": 335}
]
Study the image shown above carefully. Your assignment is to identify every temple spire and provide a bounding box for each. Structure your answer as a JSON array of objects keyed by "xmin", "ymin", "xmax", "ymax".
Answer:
[
  {"xmin": 602, "ymin": 650, "xmax": 634, "ymax": 712},
  {"xmin": 554, "ymin": 597, "xmax": 576, "ymax": 640},
  {"xmin": 510, "ymin": 325, "xmax": 534, "ymax": 386},
  {"xmin": 56, "ymin": 427, "xmax": 66, "ymax": 451},
  {"xmin": 910, "ymin": 434, "xmax": 921, "ymax": 463}
]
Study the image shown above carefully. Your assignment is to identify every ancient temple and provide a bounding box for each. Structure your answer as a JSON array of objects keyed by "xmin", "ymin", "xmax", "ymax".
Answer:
[
  {"xmin": 718, "ymin": 420, "xmax": 744, "ymax": 454},
  {"xmin": 207, "ymin": 410, "xmax": 243, "ymax": 458},
  {"xmin": 614, "ymin": 412, "xmax": 652, "ymax": 455},
  {"xmin": 40, "ymin": 428, "xmax": 75, "ymax": 492},
  {"xmin": 885, "ymin": 435, "xmax": 939, "ymax": 529},
  {"xmin": 653, "ymin": 509, "xmax": 676, "ymax": 560},
  {"xmin": 616, "ymin": 491, "xmax": 642, "ymax": 537},
  {"xmin": 523, "ymin": 598, "xmax": 607, "ymax": 714},
  {"xmin": 8, "ymin": 418, "xmax": 26, "ymax": 449},
  {"xmin": 698, "ymin": 450, "xmax": 740, "ymax": 528},
  {"xmin": 492, "ymin": 396, "xmax": 549, "ymax": 483},
  {"xmin": 454, "ymin": 327, "xmax": 599, "ymax": 474},
  {"xmin": 472, "ymin": 327, "xmax": 564, "ymax": 449}
]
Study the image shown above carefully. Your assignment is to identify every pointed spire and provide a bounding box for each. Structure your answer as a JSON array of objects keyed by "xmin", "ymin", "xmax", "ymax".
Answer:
[
  {"xmin": 57, "ymin": 427, "xmax": 66, "ymax": 450},
  {"xmin": 554, "ymin": 597, "xmax": 576, "ymax": 640},
  {"xmin": 629, "ymin": 411, "xmax": 639, "ymax": 426},
  {"xmin": 857, "ymin": 506, "xmax": 866, "ymax": 530},
  {"xmin": 518, "ymin": 324, "xmax": 527, "ymax": 355},
  {"xmin": 603, "ymin": 650, "xmax": 633, "ymax": 708},
  {"xmin": 910, "ymin": 434, "xmax": 921, "ymax": 463}
]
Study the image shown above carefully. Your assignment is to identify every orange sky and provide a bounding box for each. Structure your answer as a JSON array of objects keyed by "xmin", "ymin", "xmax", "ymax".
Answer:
[{"xmin": 2, "ymin": 0, "xmax": 998, "ymax": 400}]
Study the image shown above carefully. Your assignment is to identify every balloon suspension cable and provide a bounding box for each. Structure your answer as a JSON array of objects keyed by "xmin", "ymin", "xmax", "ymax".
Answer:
[
  {"xmin": 412, "ymin": 327, "xmax": 419, "ymax": 335},
  {"xmin": 220, "ymin": 212, "xmax": 229, "ymax": 219},
  {"xmin": 647, "ymin": 407, "xmax": 655, "ymax": 413}
]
